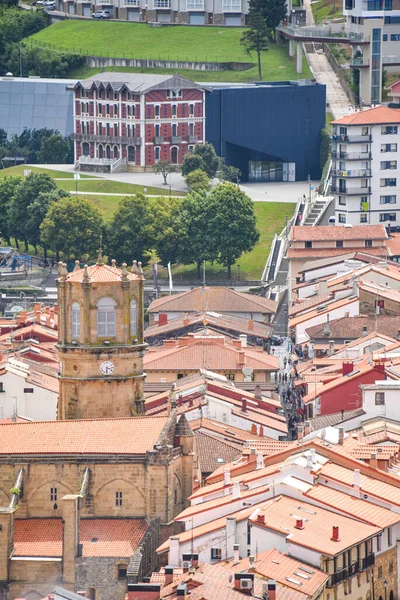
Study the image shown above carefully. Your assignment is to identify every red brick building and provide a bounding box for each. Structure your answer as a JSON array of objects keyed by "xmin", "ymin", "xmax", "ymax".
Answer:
[{"xmin": 69, "ymin": 73, "xmax": 206, "ymax": 171}]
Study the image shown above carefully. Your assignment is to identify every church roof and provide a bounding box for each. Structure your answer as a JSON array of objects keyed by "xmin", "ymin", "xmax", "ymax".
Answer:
[
  {"xmin": 0, "ymin": 416, "xmax": 168, "ymax": 455},
  {"xmin": 62, "ymin": 263, "xmax": 141, "ymax": 283},
  {"xmin": 175, "ymin": 414, "xmax": 194, "ymax": 437}
]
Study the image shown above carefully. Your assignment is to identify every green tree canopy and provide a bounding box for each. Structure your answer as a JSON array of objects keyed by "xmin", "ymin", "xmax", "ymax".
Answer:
[
  {"xmin": 8, "ymin": 173, "xmax": 58, "ymax": 250},
  {"xmin": 147, "ymin": 196, "xmax": 186, "ymax": 267},
  {"xmin": 251, "ymin": 0, "xmax": 287, "ymax": 38},
  {"xmin": 106, "ymin": 194, "xmax": 151, "ymax": 265},
  {"xmin": 192, "ymin": 143, "xmax": 220, "ymax": 178},
  {"xmin": 185, "ymin": 169, "xmax": 211, "ymax": 193},
  {"xmin": 181, "ymin": 153, "xmax": 205, "ymax": 177},
  {"xmin": 0, "ymin": 175, "xmax": 22, "ymax": 246},
  {"xmin": 26, "ymin": 188, "xmax": 69, "ymax": 256},
  {"xmin": 38, "ymin": 134, "xmax": 71, "ymax": 164},
  {"xmin": 206, "ymin": 183, "xmax": 260, "ymax": 277},
  {"xmin": 240, "ymin": 11, "xmax": 269, "ymax": 80},
  {"xmin": 152, "ymin": 159, "xmax": 176, "ymax": 185},
  {"xmin": 40, "ymin": 195, "xmax": 103, "ymax": 259}
]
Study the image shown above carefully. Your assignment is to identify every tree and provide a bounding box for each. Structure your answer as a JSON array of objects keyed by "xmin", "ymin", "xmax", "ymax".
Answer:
[
  {"xmin": 261, "ymin": 0, "xmax": 287, "ymax": 39},
  {"xmin": 240, "ymin": 11, "xmax": 269, "ymax": 81},
  {"xmin": 106, "ymin": 195, "xmax": 151, "ymax": 265},
  {"xmin": 181, "ymin": 153, "xmax": 206, "ymax": 177},
  {"xmin": 38, "ymin": 134, "xmax": 71, "ymax": 164},
  {"xmin": 147, "ymin": 196, "xmax": 186, "ymax": 266},
  {"xmin": 152, "ymin": 160, "xmax": 176, "ymax": 185},
  {"xmin": 40, "ymin": 196, "xmax": 103, "ymax": 259},
  {"xmin": 192, "ymin": 143, "xmax": 219, "ymax": 178},
  {"xmin": 185, "ymin": 169, "xmax": 211, "ymax": 192},
  {"xmin": 177, "ymin": 190, "xmax": 215, "ymax": 279},
  {"xmin": 8, "ymin": 173, "xmax": 58, "ymax": 251},
  {"xmin": 0, "ymin": 176, "xmax": 22, "ymax": 246},
  {"xmin": 219, "ymin": 162, "xmax": 242, "ymax": 184},
  {"xmin": 206, "ymin": 183, "xmax": 259, "ymax": 278},
  {"xmin": 26, "ymin": 188, "xmax": 69, "ymax": 257}
]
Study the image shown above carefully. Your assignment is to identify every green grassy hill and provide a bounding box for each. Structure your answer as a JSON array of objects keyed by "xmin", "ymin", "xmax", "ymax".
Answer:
[{"xmin": 27, "ymin": 21, "xmax": 312, "ymax": 82}]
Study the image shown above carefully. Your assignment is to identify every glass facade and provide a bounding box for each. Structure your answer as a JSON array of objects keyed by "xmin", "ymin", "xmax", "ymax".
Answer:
[{"xmin": 371, "ymin": 28, "xmax": 382, "ymax": 104}]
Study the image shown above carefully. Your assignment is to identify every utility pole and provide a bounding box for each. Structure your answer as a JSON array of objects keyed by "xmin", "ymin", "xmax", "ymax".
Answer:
[{"xmin": 19, "ymin": 43, "xmax": 22, "ymax": 78}]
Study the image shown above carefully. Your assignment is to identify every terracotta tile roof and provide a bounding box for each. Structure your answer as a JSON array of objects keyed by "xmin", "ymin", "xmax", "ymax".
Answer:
[
  {"xmin": 386, "ymin": 233, "xmax": 400, "ymax": 256},
  {"xmin": 304, "ymin": 484, "xmax": 400, "ymax": 528},
  {"xmin": 144, "ymin": 337, "xmax": 279, "ymax": 372},
  {"xmin": 332, "ymin": 106, "xmax": 400, "ymax": 125},
  {"xmin": 144, "ymin": 311, "xmax": 273, "ymax": 340},
  {"xmin": 306, "ymin": 315, "xmax": 400, "ymax": 341},
  {"xmin": 189, "ymin": 418, "xmax": 267, "ymax": 444},
  {"xmin": 288, "ymin": 247, "xmax": 390, "ymax": 260},
  {"xmin": 359, "ymin": 280, "xmax": 400, "ymax": 303},
  {"xmin": 194, "ymin": 430, "xmax": 241, "ymax": 473},
  {"xmin": 62, "ymin": 263, "xmax": 141, "ymax": 283},
  {"xmin": 289, "ymin": 296, "xmax": 358, "ymax": 328},
  {"xmin": 14, "ymin": 519, "xmax": 63, "ymax": 557},
  {"xmin": 310, "ymin": 409, "xmax": 365, "ymax": 430},
  {"xmin": 148, "ymin": 287, "xmax": 276, "ymax": 315},
  {"xmin": 224, "ymin": 548, "xmax": 328, "ymax": 598},
  {"xmin": 289, "ymin": 294, "xmax": 334, "ymax": 317},
  {"xmin": 26, "ymin": 370, "xmax": 59, "ymax": 394},
  {"xmin": 0, "ymin": 416, "xmax": 168, "ymax": 455},
  {"xmin": 250, "ymin": 495, "xmax": 381, "ymax": 556},
  {"xmin": 290, "ymin": 225, "xmax": 388, "ymax": 242},
  {"xmin": 14, "ymin": 518, "xmax": 148, "ymax": 558},
  {"xmin": 0, "ymin": 323, "xmax": 59, "ymax": 343},
  {"xmin": 301, "ymin": 361, "xmax": 378, "ymax": 404},
  {"xmin": 81, "ymin": 518, "xmax": 148, "ymax": 557}
]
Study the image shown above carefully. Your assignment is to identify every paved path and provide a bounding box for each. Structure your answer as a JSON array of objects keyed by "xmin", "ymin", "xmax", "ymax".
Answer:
[{"xmin": 69, "ymin": 190, "xmax": 183, "ymax": 198}]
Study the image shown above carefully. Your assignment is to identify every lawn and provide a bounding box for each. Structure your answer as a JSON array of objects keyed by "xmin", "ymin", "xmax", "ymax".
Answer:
[
  {"xmin": 56, "ymin": 179, "xmax": 185, "ymax": 197},
  {"xmin": 0, "ymin": 165, "xmax": 94, "ymax": 179},
  {"xmin": 27, "ymin": 21, "xmax": 312, "ymax": 82},
  {"xmin": 311, "ymin": 0, "xmax": 343, "ymax": 23}
]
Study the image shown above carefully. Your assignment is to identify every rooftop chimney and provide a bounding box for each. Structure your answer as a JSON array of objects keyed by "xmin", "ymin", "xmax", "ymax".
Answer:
[
  {"xmin": 254, "ymin": 384, "xmax": 262, "ymax": 400},
  {"xmin": 338, "ymin": 427, "xmax": 344, "ymax": 446},
  {"xmin": 237, "ymin": 351, "xmax": 245, "ymax": 366},
  {"xmin": 353, "ymin": 469, "xmax": 361, "ymax": 495},
  {"xmin": 176, "ymin": 583, "xmax": 187, "ymax": 597},
  {"xmin": 257, "ymin": 514, "xmax": 265, "ymax": 524},
  {"xmin": 306, "ymin": 453, "xmax": 313, "ymax": 470},
  {"xmin": 328, "ymin": 340, "xmax": 335, "ymax": 356},
  {"xmin": 331, "ymin": 526, "xmax": 340, "ymax": 542},
  {"xmin": 342, "ymin": 362, "xmax": 354, "ymax": 376},
  {"xmin": 169, "ymin": 536, "xmax": 180, "ymax": 567},
  {"xmin": 344, "ymin": 311, "xmax": 350, "ymax": 318},
  {"xmin": 295, "ymin": 518, "xmax": 304, "ymax": 529},
  {"xmin": 249, "ymin": 555, "xmax": 255, "ymax": 570},
  {"xmin": 232, "ymin": 481, "xmax": 241, "ymax": 500},
  {"xmin": 224, "ymin": 467, "xmax": 231, "ymax": 486},
  {"xmin": 158, "ymin": 313, "xmax": 168, "ymax": 326},
  {"xmin": 304, "ymin": 421, "xmax": 311, "ymax": 436},
  {"xmin": 362, "ymin": 326, "xmax": 368, "ymax": 337},
  {"xmin": 183, "ymin": 313, "xmax": 190, "ymax": 326},
  {"xmin": 256, "ymin": 452, "xmax": 264, "ymax": 470},
  {"xmin": 268, "ymin": 580, "xmax": 276, "ymax": 600},
  {"xmin": 248, "ymin": 320, "xmax": 254, "ymax": 331},
  {"xmin": 240, "ymin": 334, "xmax": 248, "ymax": 348},
  {"xmin": 297, "ymin": 424, "xmax": 304, "ymax": 441},
  {"xmin": 323, "ymin": 315, "xmax": 331, "ymax": 337},
  {"xmin": 370, "ymin": 452, "xmax": 378, "ymax": 469},
  {"xmin": 241, "ymin": 398, "xmax": 247, "ymax": 413},
  {"xmin": 164, "ymin": 566, "xmax": 174, "ymax": 586},
  {"xmin": 233, "ymin": 544, "xmax": 240, "ymax": 565}
]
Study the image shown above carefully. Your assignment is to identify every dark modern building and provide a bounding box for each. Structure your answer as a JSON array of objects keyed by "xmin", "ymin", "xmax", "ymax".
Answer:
[{"xmin": 205, "ymin": 80, "xmax": 326, "ymax": 182}]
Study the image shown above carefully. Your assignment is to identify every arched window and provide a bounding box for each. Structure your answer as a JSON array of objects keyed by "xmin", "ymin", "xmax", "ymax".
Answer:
[
  {"xmin": 128, "ymin": 146, "xmax": 135, "ymax": 162},
  {"xmin": 113, "ymin": 145, "xmax": 119, "ymax": 159},
  {"xmin": 154, "ymin": 147, "xmax": 161, "ymax": 162},
  {"xmin": 130, "ymin": 299, "xmax": 137, "ymax": 337},
  {"xmin": 171, "ymin": 146, "xmax": 178, "ymax": 164},
  {"xmin": 106, "ymin": 145, "xmax": 111, "ymax": 159},
  {"xmin": 98, "ymin": 144, "xmax": 104, "ymax": 159},
  {"xmin": 97, "ymin": 297, "xmax": 116, "ymax": 337},
  {"xmin": 71, "ymin": 302, "xmax": 80, "ymax": 339},
  {"xmin": 82, "ymin": 142, "xmax": 89, "ymax": 156}
]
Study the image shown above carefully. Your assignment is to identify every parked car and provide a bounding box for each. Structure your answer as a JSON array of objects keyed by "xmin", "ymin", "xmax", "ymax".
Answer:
[
  {"xmin": 271, "ymin": 335, "xmax": 283, "ymax": 346},
  {"xmin": 92, "ymin": 10, "xmax": 111, "ymax": 18},
  {"xmin": 44, "ymin": 2, "xmax": 56, "ymax": 9},
  {"xmin": 328, "ymin": 216, "xmax": 335, "ymax": 225}
]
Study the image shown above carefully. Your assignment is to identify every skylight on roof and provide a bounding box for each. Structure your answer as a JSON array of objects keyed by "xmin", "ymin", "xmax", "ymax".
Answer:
[
  {"xmin": 298, "ymin": 566, "xmax": 315, "ymax": 575},
  {"xmin": 295, "ymin": 571, "xmax": 310, "ymax": 580},
  {"xmin": 286, "ymin": 578, "xmax": 302, "ymax": 586}
]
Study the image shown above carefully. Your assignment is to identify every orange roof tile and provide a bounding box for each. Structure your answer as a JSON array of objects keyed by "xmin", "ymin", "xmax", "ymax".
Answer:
[
  {"xmin": 81, "ymin": 518, "xmax": 148, "ymax": 557},
  {"xmin": 148, "ymin": 287, "xmax": 276, "ymax": 314},
  {"xmin": 290, "ymin": 225, "xmax": 387, "ymax": 242},
  {"xmin": 250, "ymin": 495, "xmax": 381, "ymax": 556},
  {"xmin": 289, "ymin": 296, "xmax": 358, "ymax": 328},
  {"xmin": 288, "ymin": 247, "xmax": 390, "ymax": 260},
  {"xmin": 0, "ymin": 416, "xmax": 168, "ymax": 455},
  {"xmin": 62, "ymin": 263, "xmax": 141, "ymax": 283},
  {"xmin": 332, "ymin": 106, "xmax": 400, "ymax": 126},
  {"xmin": 14, "ymin": 519, "xmax": 63, "ymax": 557}
]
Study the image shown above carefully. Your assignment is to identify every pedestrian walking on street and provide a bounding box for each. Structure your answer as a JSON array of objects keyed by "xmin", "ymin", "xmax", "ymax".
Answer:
[{"xmin": 283, "ymin": 357, "xmax": 287, "ymax": 369}]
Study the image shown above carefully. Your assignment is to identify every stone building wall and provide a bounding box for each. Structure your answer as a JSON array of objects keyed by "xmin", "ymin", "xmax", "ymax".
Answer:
[{"xmin": 373, "ymin": 547, "xmax": 398, "ymax": 600}]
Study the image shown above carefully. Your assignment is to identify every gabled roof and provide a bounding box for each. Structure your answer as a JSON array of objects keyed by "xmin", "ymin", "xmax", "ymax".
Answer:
[
  {"xmin": 75, "ymin": 72, "xmax": 205, "ymax": 93},
  {"xmin": 62, "ymin": 262, "xmax": 141, "ymax": 283},
  {"xmin": 290, "ymin": 225, "xmax": 388, "ymax": 242},
  {"xmin": 289, "ymin": 295, "xmax": 358, "ymax": 328},
  {"xmin": 194, "ymin": 430, "xmax": 241, "ymax": 474},
  {"xmin": 0, "ymin": 416, "xmax": 169, "ymax": 455},
  {"xmin": 332, "ymin": 106, "xmax": 400, "ymax": 125},
  {"xmin": 306, "ymin": 315, "xmax": 400, "ymax": 341},
  {"xmin": 148, "ymin": 287, "xmax": 276, "ymax": 314}
]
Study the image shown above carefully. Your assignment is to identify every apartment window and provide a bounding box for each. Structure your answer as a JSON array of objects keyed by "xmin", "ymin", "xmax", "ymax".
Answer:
[
  {"xmin": 172, "ymin": 104, "xmax": 177, "ymax": 117},
  {"xmin": 381, "ymin": 178, "xmax": 397, "ymax": 187},
  {"xmin": 172, "ymin": 123, "xmax": 178, "ymax": 137},
  {"xmin": 388, "ymin": 527, "xmax": 392, "ymax": 546},
  {"xmin": 225, "ymin": 373, "xmax": 235, "ymax": 381},
  {"xmin": 382, "ymin": 126, "xmax": 398, "ymax": 135},
  {"xmin": 0, "ymin": 382, "xmax": 4, "ymax": 392},
  {"xmin": 50, "ymin": 487, "xmax": 57, "ymax": 502},
  {"xmin": 381, "ymin": 160, "xmax": 397, "ymax": 169},
  {"xmin": 375, "ymin": 392, "xmax": 385, "ymax": 405},
  {"xmin": 211, "ymin": 548, "xmax": 222, "ymax": 560},
  {"xmin": 361, "ymin": 178, "xmax": 368, "ymax": 188},
  {"xmin": 339, "ymin": 127, "xmax": 348, "ymax": 135},
  {"xmin": 380, "ymin": 195, "xmax": 396, "ymax": 204},
  {"xmin": 383, "ymin": 34, "xmax": 388, "ymax": 41},
  {"xmin": 339, "ymin": 214, "xmax": 346, "ymax": 223},
  {"xmin": 381, "ymin": 143, "xmax": 397, "ymax": 152},
  {"xmin": 118, "ymin": 565, "xmax": 127, "ymax": 579},
  {"xmin": 336, "ymin": 241, "xmax": 344, "ymax": 248},
  {"xmin": 155, "ymin": 124, "xmax": 160, "ymax": 138},
  {"xmin": 391, "ymin": 33, "xmax": 400, "ymax": 40},
  {"xmin": 114, "ymin": 104, "xmax": 118, "ymax": 117},
  {"xmin": 380, "ymin": 213, "xmax": 396, "ymax": 221},
  {"xmin": 362, "ymin": 126, "xmax": 369, "ymax": 135},
  {"xmin": 97, "ymin": 297, "xmax": 116, "ymax": 337},
  {"xmin": 360, "ymin": 214, "xmax": 368, "ymax": 223},
  {"xmin": 247, "ymin": 521, "xmax": 251, "ymax": 545},
  {"xmin": 376, "ymin": 299, "xmax": 385, "ymax": 313},
  {"xmin": 98, "ymin": 89, "xmax": 103, "ymax": 99},
  {"xmin": 365, "ymin": 239, "xmax": 372, "ymax": 247},
  {"xmin": 389, "ymin": 561, "xmax": 394, "ymax": 573},
  {"xmin": 98, "ymin": 105, "xmax": 102, "ymax": 117},
  {"xmin": 155, "ymin": 147, "xmax": 161, "ymax": 162},
  {"xmin": 71, "ymin": 302, "xmax": 80, "ymax": 338},
  {"xmin": 189, "ymin": 103, "xmax": 194, "ymax": 116},
  {"xmin": 115, "ymin": 491, "xmax": 123, "ymax": 506},
  {"xmin": 339, "ymin": 196, "xmax": 346, "ymax": 206},
  {"xmin": 106, "ymin": 103, "xmax": 110, "ymax": 116},
  {"xmin": 189, "ymin": 123, "xmax": 194, "ymax": 136},
  {"xmin": 155, "ymin": 104, "xmax": 160, "ymax": 118},
  {"xmin": 106, "ymin": 123, "xmax": 111, "ymax": 136},
  {"xmin": 378, "ymin": 566, "xmax": 382, "ymax": 578},
  {"xmin": 114, "ymin": 124, "xmax": 118, "ymax": 137},
  {"xmin": 305, "ymin": 241, "xmax": 313, "ymax": 248},
  {"xmin": 188, "ymin": 145, "xmax": 194, "ymax": 153}
]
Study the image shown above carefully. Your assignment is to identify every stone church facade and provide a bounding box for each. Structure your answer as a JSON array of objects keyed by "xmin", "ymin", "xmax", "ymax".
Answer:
[{"xmin": 0, "ymin": 259, "xmax": 194, "ymax": 600}]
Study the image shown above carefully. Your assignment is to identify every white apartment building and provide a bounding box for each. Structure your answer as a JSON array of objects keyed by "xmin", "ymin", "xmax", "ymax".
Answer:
[{"xmin": 331, "ymin": 105, "xmax": 400, "ymax": 226}]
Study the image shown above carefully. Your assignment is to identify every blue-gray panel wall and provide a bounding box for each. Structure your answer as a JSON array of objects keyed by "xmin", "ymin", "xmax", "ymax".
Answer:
[
  {"xmin": 205, "ymin": 83, "xmax": 326, "ymax": 181},
  {"xmin": 0, "ymin": 80, "xmax": 74, "ymax": 138}
]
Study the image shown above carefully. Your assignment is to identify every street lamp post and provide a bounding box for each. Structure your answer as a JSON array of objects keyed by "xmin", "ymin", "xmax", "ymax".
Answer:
[{"xmin": 384, "ymin": 580, "xmax": 388, "ymax": 600}]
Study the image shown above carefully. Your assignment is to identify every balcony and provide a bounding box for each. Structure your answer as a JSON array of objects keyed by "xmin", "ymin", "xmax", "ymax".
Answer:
[
  {"xmin": 187, "ymin": 0, "xmax": 204, "ymax": 8},
  {"xmin": 188, "ymin": 134, "xmax": 199, "ymax": 143},
  {"xmin": 223, "ymin": 0, "xmax": 241, "ymax": 10},
  {"xmin": 154, "ymin": 136, "xmax": 164, "ymax": 144},
  {"xmin": 73, "ymin": 133, "xmax": 142, "ymax": 145},
  {"xmin": 331, "ymin": 169, "xmax": 371, "ymax": 177},
  {"xmin": 154, "ymin": 0, "xmax": 171, "ymax": 7},
  {"xmin": 331, "ymin": 134, "xmax": 372, "ymax": 143},
  {"xmin": 361, "ymin": 554, "xmax": 375, "ymax": 570},
  {"xmin": 327, "ymin": 563, "xmax": 360, "ymax": 588},
  {"xmin": 171, "ymin": 136, "xmax": 182, "ymax": 144},
  {"xmin": 331, "ymin": 185, "xmax": 371, "ymax": 195},
  {"xmin": 331, "ymin": 151, "xmax": 371, "ymax": 160}
]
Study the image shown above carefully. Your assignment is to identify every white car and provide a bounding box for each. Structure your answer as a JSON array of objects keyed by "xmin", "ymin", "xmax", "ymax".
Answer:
[{"xmin": 92, "ymin": 9, "xmax": 111, "ymax": 18}]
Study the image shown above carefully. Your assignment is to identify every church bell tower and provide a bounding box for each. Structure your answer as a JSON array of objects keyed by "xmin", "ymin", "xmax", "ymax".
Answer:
[{"xmin": 57, "ymin": 256, "xmax": 147, "ymax": 420}]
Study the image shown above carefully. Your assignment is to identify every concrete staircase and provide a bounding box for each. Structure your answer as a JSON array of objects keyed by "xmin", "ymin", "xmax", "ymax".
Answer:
[{"xmin": 304, "ymin": 197, "xmax": 331, "ymax": 226}]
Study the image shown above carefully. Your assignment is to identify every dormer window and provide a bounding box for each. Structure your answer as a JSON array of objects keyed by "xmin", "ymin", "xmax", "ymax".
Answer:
[
  {"xmin": 97, "ymin": 297, "xmax": 116, "ymax": 337},
  {"xmin": 71, "ymin": 302, "xmax": 80, "ymax": 339}
]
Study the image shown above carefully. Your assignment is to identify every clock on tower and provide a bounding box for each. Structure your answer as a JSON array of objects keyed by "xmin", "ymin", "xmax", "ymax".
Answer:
[{"xmin": 57, "ymin": 256, "xmax": 147, "ymax": 420}]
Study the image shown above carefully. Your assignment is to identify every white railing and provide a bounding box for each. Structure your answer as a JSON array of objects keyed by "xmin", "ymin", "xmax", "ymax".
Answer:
[
  {"xmin": 111, "ymin": 157, "xmax": 124, "ymax": 172},
  {"xmin": 79, "ymin": 156, "xmax": 115, "ymax": 165}
]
